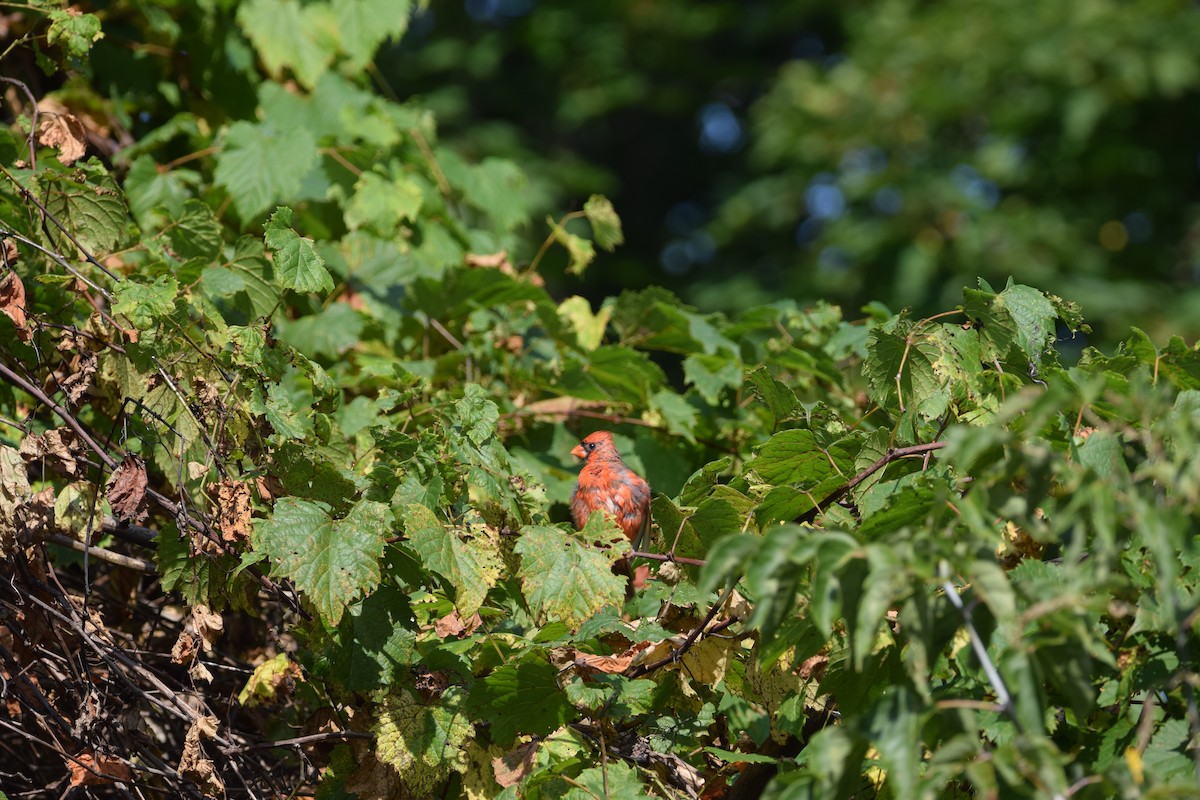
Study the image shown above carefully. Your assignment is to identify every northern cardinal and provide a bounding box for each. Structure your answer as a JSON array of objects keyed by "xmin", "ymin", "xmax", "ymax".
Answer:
[{"xmin": 570, "ymin": 430, "xmax": 651, "ymax": 551}]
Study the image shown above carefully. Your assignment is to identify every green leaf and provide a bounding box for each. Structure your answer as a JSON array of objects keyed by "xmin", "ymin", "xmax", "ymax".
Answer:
[
  {"xmin": 343, "ymin": 169, "xmax": 424, "ymax": 235},
  {"xmin": 403, "ymin": 504, "xmax": 501, "ymax": 618},
  {"xmin": 548, "ymin": 216, "xmax": 595, "ymax": 275},
  {"xmin": 751, "ymin": 429, "xmax": 856, "ymax": 488},
  {"xmin": 111, "ymin": 276, "xmax": 178, "ymax": 330},
  {"xmin": 547, "ymin": 762, "xmax": 647, "ymax": 800},
  {"xmin": 38, "ymin": 163, "xmax": 130, "ymax": 255},
  {"xmin": 331, "ymin": 0, "xmax": 412, "ymax": 69},
  {"xmin": 331, "ymin": 585, "xmax": 417, "ymax": 691},
  {"xmin": 264, "ymin": 207, "xmax": 334, "ymax": 294},
  {"xmin": 214, "ymin": 122, "xmax": 319, "ymax": 222},
  {"xmin": 679, "ymin": 457, "xmax": 732, "ymax": 507},
  {"xmin": 454, "ymin": 157, "xmax": 529, "ymax": 233},
  {"xmin": 863, "ymin": 686, "xmax": 923, "ymax": 797},
  {"xmin": 374, "ymin": 688, "xmax": 473, "ymax": 795},
  {"xmin": 254, "ymin": 498, "xmax": 389, "ymax": 625},
  {"xmin": 583, "ymin": 194, "xmax": 624, "ymax": 251},
  {"xmin": 276, "ymin": 302, "xmax": 364, "ymax": 359},
  {"xmin": 962, "ymin": 281, "xmax": 1058, "ymax": 364},
  {"xmin": 864, "ymin": 327, "xmax": 944, "ymax": 417},
  {"xmin": 557, "ymin": 295, "xmax": 611, "ymax": 351},
  {"xmin": 515, "ymin": 524, "xmax": 627, "ymax": 630},
  {"xmin": 164, "ymin": 199, "xmax": 222, "ymax": 261},
  {"xmin": 46, "ymin": 9, "xmax": 104, "ymax": 58},
  {"xmin": 747, "ymin": 367, "xmax": 801, "ymax": 431},
  {"xmin": 559, "ymin": 346, "xmax": 666, "ymax": 404},
  {"xmin": 649, "ymin": 389, "xmax": 698, "ymax": 443},
  {"xmin": 466, "ymin": 656, "xmax": 576, "ymax": 745},
  {"xmin": 683, "ymin": 353, "xmax": 742, "ymax": 405},
  {"xmin": 455, "ymin": 384, "xmax": 500, "ymax": 446},
  {"xmin": 124, "ymin": 155, "xmax": 199, "ymax": 224},
  {"xmin": 237, "ymin": 0, "xmax": 337, "ymax": 88}
]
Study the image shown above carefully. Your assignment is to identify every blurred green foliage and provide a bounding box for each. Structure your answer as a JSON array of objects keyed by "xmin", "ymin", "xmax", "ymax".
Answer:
[{"xmin": 390, "ymin": 0, "xmax": 1200, "ymax": 345}]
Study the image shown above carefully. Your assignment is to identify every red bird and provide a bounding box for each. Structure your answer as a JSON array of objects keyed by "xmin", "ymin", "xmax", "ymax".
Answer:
[{"xmin": 570, "ymin": 430, "xmax": 651, "ymax": 550}]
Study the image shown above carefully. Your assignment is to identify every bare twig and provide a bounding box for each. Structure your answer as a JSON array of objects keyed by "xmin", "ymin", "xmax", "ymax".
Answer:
[
  {"xmin": 939, "ymin": 561, "xmax": 1017, "ymax": 726},
  {"xmin": 627, "ymin": 585, "xmax": 738, "ymax": 679},
  {"xmin": 630, "ymin": 550, "xmax": 707, "ymax": 567},
  {"xmin": 796, "ymin": 440, "xmax": 945, "ymax": 524},
  {"xmin": 44, "ymin": 532, "xmax": 155, "ymax": 572},
  {"xmin": 223, "ymin": 731, "xmax": 372, "ymax": 755}
]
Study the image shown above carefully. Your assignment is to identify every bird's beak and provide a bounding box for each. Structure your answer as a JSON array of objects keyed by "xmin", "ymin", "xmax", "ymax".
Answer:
[{"xmin": 571, "ymin": 444, "xmax": 587, "ymax": 460}]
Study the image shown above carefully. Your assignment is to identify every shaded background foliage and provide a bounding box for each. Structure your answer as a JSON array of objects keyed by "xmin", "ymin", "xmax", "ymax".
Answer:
[{"xmin": 389, "ymin": 0, "xmax": 1200, "ymax": 343}]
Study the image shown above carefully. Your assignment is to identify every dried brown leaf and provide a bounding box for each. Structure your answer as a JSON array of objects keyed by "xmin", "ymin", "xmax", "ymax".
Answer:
[
  {"xmin": 68, "ymin": 751, "xmax": 132, "ymax": 787},
  {"xmin": 171, "ymin": 603, "xmax": 225, "ymax": 665},
  {"xmin": 214, "ymin": 479, "xmax": 252, "ymax": 542},
  {"xmin": 0, "ymin": 270, "xmax": 31, "ymax": 343},
  {"xmin": 57, "ymin": 350, "xmax": 98, "ymax": 405},
  {"xmin": 572, "ymin": 640, "xmax": 654, "ymax": 675},
  {"xmin": 2, "ymin": 238, "xmax": 17, "ymax": 264},
  {"xmin": 492, "ymin": 740, "xmax": 538, "ymax": 788},
  {"xmin": 37, "ymin": 112, "xmax": 88, "ymax": 164},
  {"xmin": 106, "ymin": 454, "xmax": 148, "ymax": 522},
  {"xmin": 21, "ymin": 486, "xmax": 56, "ymax": 540},
  {"xmin": 433, "ymin": 609, "xmax": 482, "ymax": 639},
  {"xmin": 19, "ymin": 428, "xmax": 81, "ymax": 476},
  {"xmin": 798, "ymin": 653, "xmax": 828, "ymax": 681},
  {"xmin": 179, "ymin": 714, "xmax": 224, "ymax": 796}
]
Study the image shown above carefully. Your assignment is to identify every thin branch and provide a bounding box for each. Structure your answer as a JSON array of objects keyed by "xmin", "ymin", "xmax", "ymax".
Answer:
[
  {"xmin": 939, "ymin": 561, "xmax": 1017, "ymax": 726},
  {"xmin": 222, "ymin": 731, "xmax": 372, "ymax": 755},
  {"xmin": 630, "ymin": 550, "xmax": 707, "ymax": 567},
  {"xmin": 0, "ymin": 77, "xmax": 38, "ymax": 171},
  {"xmin": 627, "ymin": 585, "xmax": 738, "ymax": 679},
  {"xmin": 0, "ymin": 163, "xmax": 120, "ymax": 282},
  {"xmin": 44, "ymin": 532, "xmax": 155, "ymax": 572},
  {"xmin": 796, "ymin": 440, "xmax": 946, "ymax": 524}
]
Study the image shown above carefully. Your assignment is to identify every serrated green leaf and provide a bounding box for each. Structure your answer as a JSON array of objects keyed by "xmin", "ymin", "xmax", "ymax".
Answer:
[
  {"xmin": 747, "ymin": 366, "xmax": 801, "ymax": 431},
  {"xmin": 331, "ymin": 585, "xmax": 417, "ymax": 691},
  {"xmin": 515, "ymin": 524, "xmax": 627, "ymax": 630},
  {"xmin": 254, "ymin": 498, "xmax": 388, "ymax": 625},
  {"xmin": 46, "ymin": 9, "xmax": 104, "ymax": 58},
  {"xmin": 374, "ymin": 688, "xmax": 473, "ymax": 795},
  {"xmin": 559, "ymin": 346, "xmax": 666, "ymax": 404},
  {"xmin": 583, "ymin": 194, "xmax": 623, "ymax": 251},
  {"xmin": 457, "ymin": 157, "xmax": 529, "ymax": 233},
  {"xmin": 343, "ymin": 169, "xmax": 424, "ymax": 235},
  {"xmin": 38, "ymin": 164, "xmax": 130, "ymax": 255},
  {"xmin": 164, "ymin": 199, "xmax": 222, "ymax": 261},
  {"xmin": 331, "ymin": 0, "xmax": 411, "ymax": 69},
  {"xmin": 466, "ymin": 656, "xmax": 575, "ymax": 745},
  {"xmin": 237, "ymin": 0, "xmax": 336, "ymax": 88},
  {"xmin": 276, "ymin": 302, "xmax": 364, "ymax": 359},
  {"xmin": 124, "ymin": 156, "xmax": 199, "ymax": 224},
  {"xmin": 215, "ymin": 122, "xmax": 319, "ymax": 222},
  {"xmin": 264, "ymin": 206, "xmax": 333, "ymax": 294},
  {"xmin": 683, "ymin": 353, "xmax": 742, "ymax": 405},
  {"xmin": 864, "ymin": 686, "xmax": 923, "ymax": 797},
  {"xmin": 548, "ymin": 762, "xmax": 646, "ymax": 800},
  {"xmin": 679, "ymin": 457, "xmax": 732, "ymax": 507},
  {"xmin": 403, "ymin": 504, "xmax": 500, "ymax": 617},
  {"xmin": 111, "ymin": 275, "xmax": 178, "ymax": 330},
  {"xmin": 864, "ymin": 327, "xmax": 943, "ymax": 417},
  {"xmin": 455, "ymin": 384, "xmax": 499, "ymax": 446}
]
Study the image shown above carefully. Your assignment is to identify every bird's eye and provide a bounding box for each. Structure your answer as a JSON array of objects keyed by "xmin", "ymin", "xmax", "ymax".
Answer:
[{"xmin": 584, "ymin": 442, "xmax": 595, "ymax": 452}]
